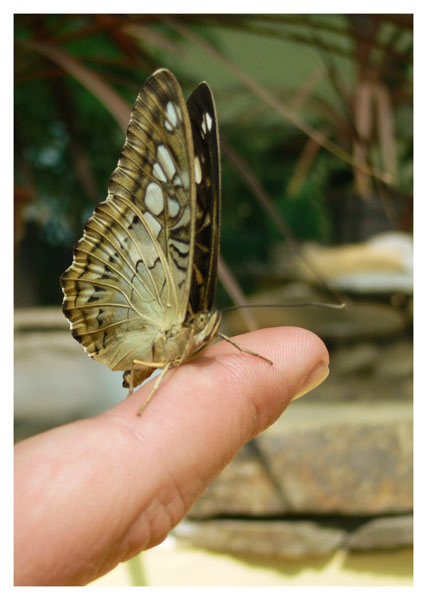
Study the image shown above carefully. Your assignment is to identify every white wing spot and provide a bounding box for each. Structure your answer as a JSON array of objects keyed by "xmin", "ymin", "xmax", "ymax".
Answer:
[
  {"xmin": 166, "ymin": 102, "xmax": 179, "ymax": 127},
  {"xmin": 171, "ymin": 239, "xmax": 189, "ymax": 254},
  {"xmin": 167, "ymin": 197, "xmax": 180, "ymax": 217},
  {"xmin": 205, "ymin": 113, "xmax": 213, "ymax": 131},
  {"xmin": 194, "ymin": 156, "xmax": 202, "ymax": 184},
  {"xmin": 153, "ymin": 162, "xmax": 167, "ymax": 183},
  {"xmin": 181, "ymin": 169, "xmax": 190, "ymax": 190},
  {"xmin": 201, "ymin": 120, "xmax": 207, "ymax": 135},
  {"xmin": 143, "ymin": 211, "xmax": 162, "ymax": 238},
  {"xmin": 145, "ymin": 183, "xmax": 164, "ymax": 215},
  {"xmin": 175, "ymin": 205, "xmax": 190, "ymax": 228},
  {"xmin": 158, "ymin": 145, "xmax": 176, "ymax": 179}
]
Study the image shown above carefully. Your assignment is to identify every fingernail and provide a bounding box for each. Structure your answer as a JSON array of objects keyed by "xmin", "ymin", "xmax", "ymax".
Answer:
[{"xmin": 291, "ymin": 361, "xmax": 329, "ymax": 402}]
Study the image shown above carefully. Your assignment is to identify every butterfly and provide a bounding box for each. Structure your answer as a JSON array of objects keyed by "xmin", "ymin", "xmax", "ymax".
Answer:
[{"xmin": 60, "ymin": 68, "xmax": 272, "ymax": 414}]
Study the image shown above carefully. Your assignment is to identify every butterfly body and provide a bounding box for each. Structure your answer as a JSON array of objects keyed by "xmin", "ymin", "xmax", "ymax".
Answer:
[{"xmin": 121, "ymin": 308, "xmax": 222, "ymax": 390}]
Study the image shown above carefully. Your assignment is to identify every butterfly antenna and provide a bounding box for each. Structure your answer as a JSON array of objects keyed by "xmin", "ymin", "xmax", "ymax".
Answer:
[{"xmin": 221, "ymin": 301, "xmax": 346, "ymax": 314}]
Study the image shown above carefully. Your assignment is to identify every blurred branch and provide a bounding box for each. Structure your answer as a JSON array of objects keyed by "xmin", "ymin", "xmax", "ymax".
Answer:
[
  {"xmin": 375, "ymin": 22, "xmax": 413, "ymax": 83},
  {"xmin": 167, "ymin": 18, "xmax": 395, "ymax": 186},
  {"xmin": 353, "ymin": 80, "xmax": 399, "ymax": 198},
  {"xmin": 286, "ymin": 70, "xmax": 331, "ymax": 197},
  {"xmin": 222, "ymin": 139, "xmax": 296, "ymax": 243},
  {"xmin": 189, "ymin": 14, "xmax": 412, "ymax": 67},
  {"xmin": 123, "ymin": 23, "xmax": 185, "ymax": 56},
  {"xmin": 49, "ymin": 79, "xmax": 100, "ymax": 207},
  {"xmin": 301, "ymin": 16, "xmax": 355, "ymax": 131},
  {"xmin": 218, "ymin": 257, "xmax": 258, "ymax": 331},
  {"xmin": 18, "ymin": 36, "xmax": 262, "ymax": 330},
  {"xmin": 222, "ymin": 139, "xmax": 346, "ymax": 305},
  {"xmin": 286, "ymin": 135, "xmax": 324, "ymax": 197},
  {"xmin": 288, "ymin": 69, "xmax": 325, "ymax": 113},
  {"xmin": 353, "ymin": 80, "xmax": 374, "ymax": 198},
  {"xmin": 23, "ymin": 40, "xmax": 132, "ymax": 130},
  {"xmin": 374, "ymin": 83, "xmax": 398, "ymax": 182},
  {"xmin": 29, "ymin": 14, "xmax": 144, "ymax": 45}
]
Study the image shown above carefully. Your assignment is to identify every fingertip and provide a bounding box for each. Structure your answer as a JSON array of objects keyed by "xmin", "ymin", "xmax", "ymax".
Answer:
[
  {"xmin": 95, "ymin": 326, "xmax": 330, "ymax": 554},
  {"xmin": 209, "ymin": 326, "xmax": 329, "ymax": 434},
  {"xmin": 107, "ymin": 326, "xmax": 330, "ymax": 456}
]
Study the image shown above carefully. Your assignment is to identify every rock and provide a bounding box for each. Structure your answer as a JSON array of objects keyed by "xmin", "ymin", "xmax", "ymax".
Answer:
[
  {"xmin": 190, "ymin": 400, "xmax": 413, "ymax": 518},
  {"xmin": 331, "ymin": 343, "xmax": 380, "ymax": 374},
  {"xmin": 259, "ymin": 420, "xmax": 413, "ymax": 515},
  {"xmin": 290, "ymin": 232, "xmax": 413, "ymax": 294},
  {"xmin": 14, "ymin": 310, "xmax": 123, "ymax": 440},
  {"xmin": 190, "ymin": 443, "xmax": 285, "ymax": 517},
  {"xmin": 174, "ymin": 519, "xmax": 345, "ymax": 559},
  {"xmin": 330, "ymin": 339, "xmax": 413, "ymax": 380},
  {"xmin": 329, "ymin": 271, "xmax": 412, "ymax": 294},
  {"xmin": 375, "ymin": 340, "xmax": 413, "ymax": 379},
  {"xmin": 311, "ymin": 371, "xmax": 412, "ymax": 405},
  {"xmin": 14, "ymin": 306, "xmax": 67, "ymax": 331},
  {"xmin": 348, "ymin": 515, "xmax": 413, "ymax": 550}
]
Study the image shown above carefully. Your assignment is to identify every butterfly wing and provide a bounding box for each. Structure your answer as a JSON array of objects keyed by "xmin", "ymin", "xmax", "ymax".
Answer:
[
  {"xmin": 186, "ymin": 82, "xmax": 221, "ymax": 315},
  {"xmin": 60, "ymin": 69, "xmax": 197, "ymax": 372}
]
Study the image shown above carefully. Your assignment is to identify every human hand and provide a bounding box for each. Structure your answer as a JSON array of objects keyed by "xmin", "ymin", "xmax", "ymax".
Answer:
[{"xmin": 14, "ymin": 326, "xmax": 329, "ymax": 585}]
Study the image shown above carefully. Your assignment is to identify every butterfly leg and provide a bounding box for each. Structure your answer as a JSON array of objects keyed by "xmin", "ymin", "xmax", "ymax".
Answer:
[
  {"xmin": 128, "ymin": 359, "xmax": 165, "ymax": 395},
  {"xmin": 137, "ymin": 362, "xmax": 172, "ymax": 415},
  {"xmin": 217, "ymin": 333, "xmax": 274, "ymax": 365}
]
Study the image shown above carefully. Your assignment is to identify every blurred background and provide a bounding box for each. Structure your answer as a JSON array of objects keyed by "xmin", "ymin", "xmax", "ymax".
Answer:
[{"xmin": 14, "ymin": 14, "xmax": 413, "ymax": 585}]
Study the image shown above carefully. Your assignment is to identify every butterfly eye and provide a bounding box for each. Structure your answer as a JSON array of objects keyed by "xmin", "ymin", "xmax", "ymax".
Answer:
[{"xmin": 193, "ymin": 311, "xmax": 209, "ymax": 331}]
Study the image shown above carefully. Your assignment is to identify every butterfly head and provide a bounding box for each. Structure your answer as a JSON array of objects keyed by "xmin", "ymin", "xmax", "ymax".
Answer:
[{"xmin": 186, "ymin": 309, "xmax": 221, "ymax": 355}]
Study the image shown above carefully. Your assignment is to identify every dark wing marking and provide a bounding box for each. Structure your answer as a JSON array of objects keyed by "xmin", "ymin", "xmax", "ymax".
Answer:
[{"xmin": 186, "ymin": 81, "xmax": 221, "ymax": 314}]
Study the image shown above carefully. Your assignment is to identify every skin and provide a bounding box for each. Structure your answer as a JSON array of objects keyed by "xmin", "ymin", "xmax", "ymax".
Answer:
[{"xmin": 14, "ymin": 327, "xmax": 329, "ymax": 586}]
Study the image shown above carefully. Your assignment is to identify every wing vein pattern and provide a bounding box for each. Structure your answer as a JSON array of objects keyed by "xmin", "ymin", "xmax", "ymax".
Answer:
[{"xmin": 61, "ymin": 69, "xmax": 198, "ymax": 371}]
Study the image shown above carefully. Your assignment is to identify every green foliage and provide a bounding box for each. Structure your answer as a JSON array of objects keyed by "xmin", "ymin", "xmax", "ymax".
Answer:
[{"xmin": 14, "ymin": 14, "xmax": 413, "ymax": 306}]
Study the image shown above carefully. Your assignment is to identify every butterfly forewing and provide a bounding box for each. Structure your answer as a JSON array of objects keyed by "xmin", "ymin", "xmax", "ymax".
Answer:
[
  {"xmin": 186, "ymin": 82, "xmax": 221, "ymax": 315},
  {"xmin": 109, "ymin": 69, "xmax": 197, "ymax": 320},
  {"xmin": 60, "ymin": 69, "xmax": 197, "ymax": 373}
]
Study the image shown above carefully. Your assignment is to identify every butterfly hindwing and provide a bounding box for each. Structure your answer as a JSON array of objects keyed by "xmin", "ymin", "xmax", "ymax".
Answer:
[{"xmin": 186, "ymin": 82, "xmax": 221, "ymax": 316}]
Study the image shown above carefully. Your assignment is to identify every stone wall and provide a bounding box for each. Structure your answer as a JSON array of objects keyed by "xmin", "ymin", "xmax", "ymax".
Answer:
[{"xmin": 174, "ymin": 233, "xmax": 413, "ymax": 560}]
